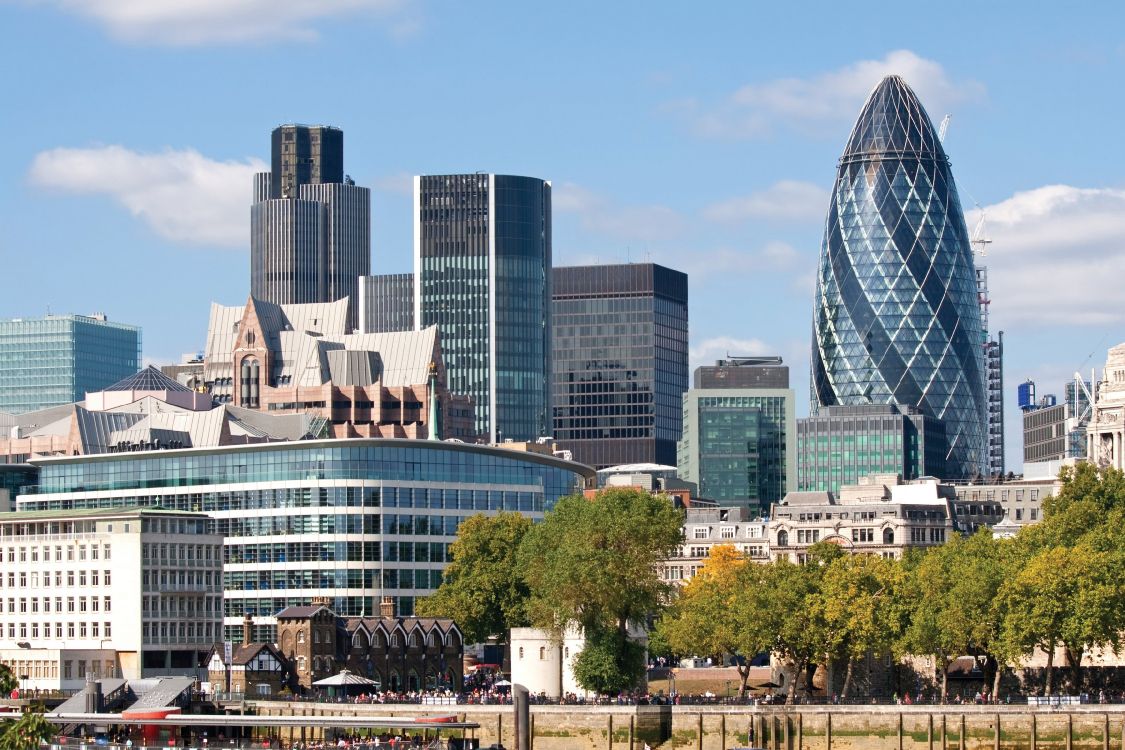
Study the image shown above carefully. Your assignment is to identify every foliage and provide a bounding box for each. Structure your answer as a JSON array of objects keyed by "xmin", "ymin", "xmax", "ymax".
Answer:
[
  {"xmin": 570, "ymin": 628, "xmax": 647, "ymax": 695},
  {"xmin": 0, "ymin": 708, "xmax": 57, "ymax": 750},
  {"xmin": 0, "ymin": 665, "xmax": 14, "ymax": 697},
  {"xmin": 655, "ymin": 545, "xmax": 759, "ymax": 695},
  {"xmin": 518, "ymin": 487, "xmax": 684, "ymax": 637},
  {"xmin": 415, "ymin": 511, "xmax": 534, "ymax": 643},
  {"xmin": 900, "ymin": 531, "xmax": 1009, "ymax": 699}
]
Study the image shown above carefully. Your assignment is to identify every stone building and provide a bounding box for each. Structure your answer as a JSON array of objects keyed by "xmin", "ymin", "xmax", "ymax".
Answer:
[
  {"xmin": 276, "ymin": 597, "xmax": 462, "ymax": 693},
  {"xmin": 1088, "ymin": 342, "xmax": 1125, "ymax": 470},
  {"xmin": 769, "ymin": 474, "xmax": 956, "ymax": 561},
  {"xmin": 203, "ymin": 297, "xmax": 475, "ymax": 441}
]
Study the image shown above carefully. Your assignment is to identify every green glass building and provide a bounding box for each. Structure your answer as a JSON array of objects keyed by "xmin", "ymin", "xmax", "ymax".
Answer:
[
  {"xmin": 796, "ymin": 404, "xmax": 946, "ymax": 495},
  {"xmin": 0, "ymin": 314, "xmax": 141, "ymax": 414},
  {"xmin": 677, "ymin": 358, "xmax": 795, "ymax": 513}
]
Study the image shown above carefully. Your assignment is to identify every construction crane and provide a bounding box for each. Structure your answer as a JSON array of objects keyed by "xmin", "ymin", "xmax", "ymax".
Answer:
[
  {"xmin": 970, "ymin": 210, "xmax": 992, "ymax": 257},
  {"xmin": 938, "ymin": 114, "xmax": 952, "ymax": 143}
]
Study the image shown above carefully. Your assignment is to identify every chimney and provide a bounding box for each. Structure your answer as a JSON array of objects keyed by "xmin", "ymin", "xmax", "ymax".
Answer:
[
  {"xmin": 379, "ymin": 596, "xmax": 395, "ymax": 619},
  {"xmin": 310, "ymin": 595, "xmax": 331, "ymax": 608},
  {"xmin": 242, "ymin": 614, "xmax": 253, "ymax": 645}
]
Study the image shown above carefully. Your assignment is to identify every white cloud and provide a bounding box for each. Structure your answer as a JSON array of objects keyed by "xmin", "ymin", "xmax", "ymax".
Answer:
[
  {"xmin": 29, "ymin": 145, "xmax": 265, "ymax": 248},
  {"xmin": 35, "ymin": 0, "xmax": 413, "ymax": 45},
  {"xmin": 968, "ymin": 186, "xmax": 1125, "ymax": 327},
  {"xmin": 553, "ymin": 182, "xmax": 683, "ymax": 243},
  {"xmin": 675, "ymin": 50, "xmax": 984, "ymax": 139},
  {"xmin": 677, "ymin": 241, "xmax": 806, "ymax": 280},
  {"xmin": 704, "ymin": 180, "xmax": 829, "ymax": 223}
]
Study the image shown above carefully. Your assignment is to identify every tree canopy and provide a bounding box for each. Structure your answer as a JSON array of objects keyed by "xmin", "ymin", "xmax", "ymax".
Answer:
[{"xmin": 415, "ymin": 511, "xmax": 533, "ymax": 643}]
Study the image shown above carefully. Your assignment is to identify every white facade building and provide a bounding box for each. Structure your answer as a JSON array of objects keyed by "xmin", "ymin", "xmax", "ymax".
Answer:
[
  {"xmin": 663, "ymin": 507, "xmax": 768, "ymax": 584},
  {"xmin": 769, "ymin": 474, "xmax": 955, "ymax": 561},
  {"xmin": 0, "ymin": 507, "xmax": 222, "ymax": 692},
  {"xmin": 1088, "ymin": 342, "xmax": 1125, "ymax": 470},
  {"xmin": 509, "ymin": 626, "xmax": 647, "ymax": 700}
]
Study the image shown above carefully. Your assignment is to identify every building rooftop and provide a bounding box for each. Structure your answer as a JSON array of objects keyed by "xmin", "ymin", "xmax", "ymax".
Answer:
[{"xmin": 103, "ymin": 366, "xmax": 191, "ymax": 393}]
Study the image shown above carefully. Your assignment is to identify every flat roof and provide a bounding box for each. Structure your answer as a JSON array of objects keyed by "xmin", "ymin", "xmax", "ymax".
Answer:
[
  {"xmin": 29, "ymin": 437, "xmax": 595, "ymax": 480},
  {"xmin": 0, "ymin": 506, "xmax": 209, "ymax": 521}
]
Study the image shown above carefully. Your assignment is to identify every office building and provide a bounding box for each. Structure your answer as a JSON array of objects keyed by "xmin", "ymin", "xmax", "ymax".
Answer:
[
  {"xmin": 770, "ymin": 474, "xmax": 955, "ymax": 562},
  {"xmin": 0, "ymin": 464, "xmax": 36, "ymax": 512},
  {"xmin": 977, "ymin": 266, "xmax": 1004, "ymax": 477},
  {"xmin": 677, "ymin": 358, "xmax": 795, "ymax": 512},
  {"xmin": 251, "ymin": 125, "xmax": 369, "ymax": 329},
  {"xmin": 796, "ymin": 404, "xmax": 946, "ymax": 496},
  {"xmin": 551, "ymin": 263, "xmax": 688, "ymax": 468},
  {"xmin": 811, "ymin": 76, "xmax": 987, "ymax": 480},
  {"xmin": 0, "ymin": 314, "xmax": 140, "ymax": 414},
  {"xmin": 1022, "ymin": 376, "xmax": 1093, "ymax": 464},
  {"xmin": 0, "ymin": 506, "xmax": 222, "ymax": 692},
  {"xmin": 359, "ymin": 273, "xmax": 415, "ymax": 333},
  {"xmin": 415, "ymin": 174, "xmax": 552, "ymax": 443},
  {"xmin": 663, "ymin": 506, "xmax": 769, "ymax": 585},
  {"xmin": 17, "ymin": 438, "xmax": 593, "ymax": 643},
  {"xmin": 201, "ymin": 297, "xmax": 474, "ymax": 440}
]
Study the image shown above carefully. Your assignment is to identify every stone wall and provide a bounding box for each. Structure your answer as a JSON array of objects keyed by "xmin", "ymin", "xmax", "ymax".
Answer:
[{"xmin": 245, "ymin": 701, "xmax": 1125, "ymax": 750}]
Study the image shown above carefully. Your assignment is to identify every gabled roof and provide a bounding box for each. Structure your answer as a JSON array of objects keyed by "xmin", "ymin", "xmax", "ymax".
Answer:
[
  {"xmin": 276, "ymin": 604, "xmax": 332, "ymax": 619},
  {"xmin": 103, "ymin": 366, "xmax": 191, "ymax": 393}
]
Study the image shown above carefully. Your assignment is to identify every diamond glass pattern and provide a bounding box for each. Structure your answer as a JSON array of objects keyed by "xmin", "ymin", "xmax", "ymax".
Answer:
[{"xmin": 811, "ymin": 76, "xmax": 987, "ymax": 480}]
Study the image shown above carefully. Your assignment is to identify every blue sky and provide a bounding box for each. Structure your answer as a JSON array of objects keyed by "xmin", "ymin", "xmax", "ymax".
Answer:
[{"xmin": 2, "ymin": 1, "xmax": 1124, "ymax": 470}]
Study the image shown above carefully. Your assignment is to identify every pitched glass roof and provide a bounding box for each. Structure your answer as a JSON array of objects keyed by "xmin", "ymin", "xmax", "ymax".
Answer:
[{"xmin": 102, "ymin": 365, "xmax": 191, "ymax": 392}]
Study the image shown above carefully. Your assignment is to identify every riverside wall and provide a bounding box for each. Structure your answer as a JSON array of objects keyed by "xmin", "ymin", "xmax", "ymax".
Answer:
[{"xmin": 244, "ymin": 701, "xmax": 1125, "ymax": 750}]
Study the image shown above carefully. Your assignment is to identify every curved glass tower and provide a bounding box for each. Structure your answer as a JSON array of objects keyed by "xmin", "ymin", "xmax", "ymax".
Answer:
[{"xmin": 811, "ymin": 76, "xmax": 986, "ymax": 480}]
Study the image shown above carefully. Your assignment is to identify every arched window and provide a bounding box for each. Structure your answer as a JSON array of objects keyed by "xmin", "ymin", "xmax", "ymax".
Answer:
[
  {"xmin": 239, "ymin": 357, "xmax": 260, "ymax": 408},
  {"xmin": 391, "ymin": 633, "xmax": 401, "ymax": 648},
  {"xmin": 352, "ymin": 630, "xmax": 367, "ymax": 650},
  {"xmin": 410, "ymin": 632, "xmax": 420, "ymax": 648},
  {"xmin": 883, "ymin": 528, "xmax": 894, "ymax": 545},
  {"xmin": 297, "ymin": 630, "xmax": 305, "ymax": 644},
  {"xmin": 539, "ymin": 647, "xmax": 545, "ymax": 660},
  {"xmin": 777, "ymin": 530, "xmax": 789, "ymax": 547}
]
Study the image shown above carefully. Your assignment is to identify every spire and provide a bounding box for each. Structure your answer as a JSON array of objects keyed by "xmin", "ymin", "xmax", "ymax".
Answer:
[
  {"xmin": 840, "ymin": 75, "xmax": 947, "ymax": 165},
  {"xmin": 428, "ymin": 361, "xmax": 441, "ymax": 440}
]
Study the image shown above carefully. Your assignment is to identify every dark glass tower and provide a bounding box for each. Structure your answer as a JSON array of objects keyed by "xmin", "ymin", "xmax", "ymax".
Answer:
[
  {"xmin": 811, "ymin": 76, "xmax": 987, "ymax": 480},
  {"xmin": 552, "ymin": 263, "xmax": 689, "ymax": 468},
  {"xmin": 415, "ymin": 174, "xmax": 551, "ymax": 443},
  {"xmin": 251, "ymin": 125, "xmax": 369, "ymax": 329}
]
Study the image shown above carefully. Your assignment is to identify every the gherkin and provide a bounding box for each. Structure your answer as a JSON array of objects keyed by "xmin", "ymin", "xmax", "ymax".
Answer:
[{"xmin": 811, "ymin": 75, "xmax": 986, "ymax": 480}]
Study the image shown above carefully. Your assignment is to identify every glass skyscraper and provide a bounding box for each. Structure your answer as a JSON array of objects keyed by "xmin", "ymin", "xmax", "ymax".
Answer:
[
  {"xmin": 552, "ymin": 263, "xmax": 688, "ymax": 469},
  {"xmin": 251, "ymin": 125, "xmax": 370, "ymax": 330},
  {"xmin": 811, "ymin": 75, "xmax": 987, "ymax": 480},
  {"xmin": 0, "ymin": 314, "xmax": 141, "ymax": 414},
  {"xmin": 414, "ymin": 174, "xmax": 551, "ymax": 443},
  {"xmin": 678, "ymin": 358, "xmax": 795, "ymax": 513},
  {"xmin": 359, "ymin": 273, "xmax": 415, "ymax": 333}
]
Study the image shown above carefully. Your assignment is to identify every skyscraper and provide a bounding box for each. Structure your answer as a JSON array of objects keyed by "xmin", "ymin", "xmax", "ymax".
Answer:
[
  {"xmin": 358, "ymin": 273, "xmax": 415, "ymax": 333},
  {"xmin": 552, "ymin": 263, "xmax": 688, "ymax": 468},
  {"xmin": 415, "ymin": 174, "xmax": 551, "ymax": 443},
  {"xmin": 0, "ymin": 313, "xmax": 140, "ymax": 414},
  {"xmin": 811, "ymin": 76, "xmax": 987, "ymax": 481},
  {"xmin": 976, "ymin": 265, "xmax": 1004, "ymax": 477},
  {"xmin": 251, "ymin": 125, "xmax": 370, "ymax": 329},
  {"xmin": 677, "ymin": 357, "xmax": 795, "ymax": 513}
]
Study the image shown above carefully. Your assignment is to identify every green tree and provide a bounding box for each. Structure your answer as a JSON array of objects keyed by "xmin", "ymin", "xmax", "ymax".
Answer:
[
  {"xmin": 901, "ymin": 531, "xmax": 1010, "ymax": 701},
  {"xmin": 570, "ymin": 628, "xmax": 647, "ymax": 695},
  {"xmin": 415, "ymin": 511, "xmax": 533, "ymax": 644},
  {"xmin": 997, "ymin": 542, "xmax": 1124, "ymax": 694},
  {"xmin": 742, "ymin": 545, "xmax": 842, "ymax": 702},
  {"xmin": 818, "ymin": 552, "xmax": 909, "ymax": 699},
  {"xmin": 0, "ymin": 708, "xmax": 57, "ymax": 750},
  {"xmin": 0, "ymin": 665, "xmax": 14, "ymax": 697},
  {"xmin": 518, "ymin": 488, "xmax": 684, "ymax": 693}
]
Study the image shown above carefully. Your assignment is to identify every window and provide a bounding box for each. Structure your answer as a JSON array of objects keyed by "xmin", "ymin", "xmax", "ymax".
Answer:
[
  {"xmin": 1030, "ymin": 508, "xmax": 1038, "ymax": 521},
  {"xmin": 518, "ymin": 647, "xmax": 524, "ymax": 659},
  {"xmin": 539, "ymin": 647, "xmax": 546, "ymax": 660},
  {"xmin": 777, "ymin": 530, "xmax": 789, "ymax": 547},
  {"xmin": 720, "ymin": 527, "xmax": 736, "ymax": 539},
  {"xmin": 851, "ymin": 528, "xmax": 874, "ymax": 543},
  {"xmin": 692, "ymin": 527, "xmax": 708, "ymax": 540}
]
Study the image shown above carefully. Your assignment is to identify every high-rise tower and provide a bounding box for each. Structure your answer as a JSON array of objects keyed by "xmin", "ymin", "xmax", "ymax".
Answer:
[
  {"xmin": 811, "ymin": 76, "xmax": 987, "ymax": 480},
  {"xmin": 552, "ymin": 263, "xmax": 689, "ymax": 468},
  {"xmin": 415, "ymin": 174, "xmax": 551, "ymax": 443},
  {"xmin": 251, "ymin": 125, "xmax": 370, "ymax": 329}
]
